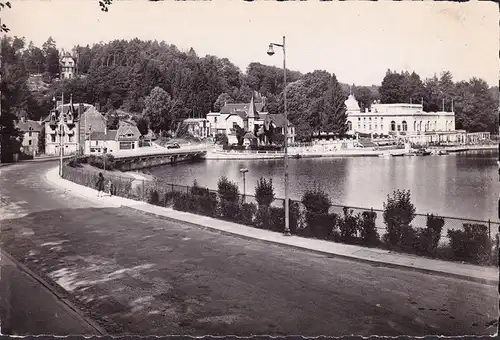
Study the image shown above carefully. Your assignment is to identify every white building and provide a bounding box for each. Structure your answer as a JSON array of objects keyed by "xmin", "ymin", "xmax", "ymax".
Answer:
[
  {"xmin": 84, "ymin": 124, "xmax": 141, "ymax": 155},
  {"xmin": 345, "ymin": 94, "xmax": 456, "ymax": 137},
  {"xmin": 205, "ymin": 97, "xmax": 295, "ymax": 144},
  {"xmin": 60, "ymin": 52, "xmax": 76, "ymax": 80}
]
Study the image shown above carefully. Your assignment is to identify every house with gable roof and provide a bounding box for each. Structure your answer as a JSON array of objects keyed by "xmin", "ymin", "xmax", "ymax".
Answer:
[
  {"xmin": 84, "ymin": 121, "xmax": 141, "ymax": 155},
  {"xmin": 43, "ymin": 100, "xmax": 108, "ymax": 156},
  {"xmin": 16, "ymin": 114, "xmax": 43, "ymax": 156},
  {"xmin": 60, "ymin": 52, "xmax": 76, "ymax": 80},
  {"xmin": 205, "ymin": 96, "xmax": 295, "ymax": 144}
]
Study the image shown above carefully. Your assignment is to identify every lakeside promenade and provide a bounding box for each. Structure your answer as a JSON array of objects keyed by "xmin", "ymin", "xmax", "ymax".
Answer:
[
  {"xmin": 1, "ymin": 161, "xmax": 497, "ymax": 336},
  {"xmin": 203, "ymin": 144, "xmax": 497, "ymax": 160}
]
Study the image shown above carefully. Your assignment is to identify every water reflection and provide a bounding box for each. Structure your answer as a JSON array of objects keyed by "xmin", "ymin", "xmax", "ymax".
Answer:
[{"xmin": 147, "ymin": 150, "xmax": 498, "ymax": 221}]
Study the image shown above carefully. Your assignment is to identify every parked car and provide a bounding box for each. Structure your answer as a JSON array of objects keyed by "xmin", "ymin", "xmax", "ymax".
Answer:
[{"xmin": 166, "ymin": 142, "xmax": 180, "ymax": 149}]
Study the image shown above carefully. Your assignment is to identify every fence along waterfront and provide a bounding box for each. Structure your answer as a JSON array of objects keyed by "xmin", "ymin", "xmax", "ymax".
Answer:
[{"xmin": 62, "ymin": 164, "xmax": 499, "ymax": 246}]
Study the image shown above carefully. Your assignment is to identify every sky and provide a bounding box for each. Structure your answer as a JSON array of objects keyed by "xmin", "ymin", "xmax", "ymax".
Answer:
[{"xmin": 4, "ymin": 0, "xmax": 498, "ymax": 87}]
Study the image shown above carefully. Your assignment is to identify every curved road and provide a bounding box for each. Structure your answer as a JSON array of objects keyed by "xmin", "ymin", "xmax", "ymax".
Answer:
[{"xmin": 0, "ymin": 161, "xmax": 498, "ymax": 336}]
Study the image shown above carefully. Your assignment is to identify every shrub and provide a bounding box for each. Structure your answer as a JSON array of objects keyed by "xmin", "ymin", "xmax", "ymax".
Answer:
[
  {"xmin": 189, "ymin": 181, "xmax": 217, "ymax": 217},
  {"xmin": 87, "ymin": 154, "xmax": 116, "ymax": 170},
  {"xmin": 447, "ymin": 223, "xmax": 492, "ymax": 264},
  {"xmin": 254, "ymin": 207, "xmax": 271, "ymax": 230},
  {"xmin": 218, "ymin": 199, "xmax": 241, "ymax": 220},
  {"xmin": 148, "ymin": 190, "xmax": 159, "ymax": 205},
  {"xmin": 164, "ymin": 191, "xmax": 182, "ymax": 207},
  {"xmin": 217, "ymin": 176, "xmax": 240, "ymax": 203},
  {"xmin": 338, "ymin": 207, "xmax": 361, "ymax": 243},
  {"xmin": 173, "ymin": 193, "xmax": 197, "ymax": 212},
  {"xmin": 412, "ymin": 215, "xmax": 445, "ymax": 255},
  {"xmin": 359, "ymin": 210, "xmax": 380, "ymax": 245},
  {"xmin": 240, "ymin": 202, "xmax": 257, "ymax": 225},
  {"xmin": 305, "ymin": 211, "xmax": 337, "ymax": 239},
  {"xmin": 382, "ymin": 189, "xmax": 416, "ymax": 248},
  {"xmin": 255, "ymin": 177, "xmax": 275, "ymax": 208},
  {"xmin": 301, "ymin": 188, "xmax": 331, "ymax": 215}
]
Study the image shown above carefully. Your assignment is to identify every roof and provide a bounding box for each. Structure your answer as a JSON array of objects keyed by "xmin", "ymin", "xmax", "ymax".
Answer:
[
  {"xmin": 243, "ymin": 132, "xmax": 257, "ymax": 139},
  {"xmin": 17, "ymin": 119, "xmax": 42, "ymax": 132},
  {"xmin": 184, "ymin": 118, "xmax": 208, "ymax": 123},
  {"xmin": 42, "ymin": 103, "xmax": 92, "ymax": 122},
  {"xmin": 90, "ymin": 131, "xmax": 117, "ymax": 141},
  {"xmin": 266, "ymin": 114, "xmax": 291, "ymax": 128},
  {"xmin": 220, "ymin": 101, "xmax": 265, "ymax": 115}
]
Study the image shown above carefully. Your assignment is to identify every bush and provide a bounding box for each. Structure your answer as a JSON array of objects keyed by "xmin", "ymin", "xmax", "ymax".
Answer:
[
  {"xmin": 218, "ymin": 199, "xmax": 241, "ymax": 221},
  {"xmin": 305, "ymin": 211, "xmax": 337, "ymax": 239},
  {"xmin": 240, "ymin": 202, "xmax": 257, "ymax": 225},
  {"xmin": 301, "ymin": 188, "xmax": 331, "ymax": 215},
  {"xmin": 164, "ymin": 191, "xmax": 182, "ymax": 207},
  {"xmin": 382, "ymin": 189, "xmax": 416, "ymax": 248},
  {"xmin": 189, "ymin": 181, "xmax": 217, "ymax": 216},
  {"xmin": 149, "ymin": 189, "xmax": 160, "ymax": 205},
  {"xmin": 359, "ymin": 210, "xmax": 379, "ymax": 245},
  {"xmin": 338, "ymin": 207, "xmax": 361, "ymax": 243},
  {"xmin": 412, "ymin": 215, "xmax": 445, "ymax": 255},
  {"xmin": 255, "ymin": 177, "xmax": 275, "ymax": 208},
  {"xmin": 447, "ymin": 223, "xmax": 493, "ymax": 264},
  {"xmin": 87, "ymin": 154, "xmax": 116, "ymax": 171},
  {"xmin": 217, "ymin": 176, "xmax": 240, "ymax": 202}
]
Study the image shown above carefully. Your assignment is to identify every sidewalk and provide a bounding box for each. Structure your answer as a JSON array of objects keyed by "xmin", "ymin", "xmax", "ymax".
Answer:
[
  {"xmin": 0, "ymin": 250, "xmax": 106, "ymax": 335},
  {"xmin": 45, "ymin": 167, "xmax": 499, "ymax": 286}
]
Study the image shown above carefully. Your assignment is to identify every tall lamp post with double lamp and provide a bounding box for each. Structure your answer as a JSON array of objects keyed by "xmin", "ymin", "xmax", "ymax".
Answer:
[{"xmin": 267, "ymin": 36, "xmax": 291, "ymax": 236}]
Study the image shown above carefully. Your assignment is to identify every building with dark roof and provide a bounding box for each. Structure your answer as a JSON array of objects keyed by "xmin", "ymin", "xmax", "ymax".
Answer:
[
  {"xmin": 85, "ymin": 124, "xmax": 141, "ymax": 155},
  {"xmin": 205, "ymin": 96, "xmax": 295, "ymax": 145},
  {"xmin": 43, "ymin": 101, "xmax": 107, "ymax": 156},
  {"xmin": 60, "ymin": 52, "xmax": 76, "ymax": 80},
  {"xmin": 16, "ymin": 117, "xmax": 43, "ymax": 156}
]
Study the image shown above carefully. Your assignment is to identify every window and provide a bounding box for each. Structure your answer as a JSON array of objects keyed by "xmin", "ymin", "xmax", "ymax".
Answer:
[
  {"xmin": 390, "ymin": 121, "xmax": 396, "ymax": 131},
  {"xmin": 51, "ymin": 135, "xmax": 56, "ymax": 143},
  {"xmin": 381, "ymin": 124, "xmax": 383, "ymax": 131},
  {"xmin": 402, "ymin": 121, "xmax": 407, "ymax": 132},
  {"xmin": 28, "ymin": 131, "xmax": 32, "ymax": 137},
  {"xmin": 96, "ymin": 141, "xmax": 98, "ymax": 146},
  {"xmin": 214, "ymin": 117, "xmax": 218, "ymax": 123},
  {"xmin": 369, "ymin": 124, "xmax": 372, "ymax": 131},
  {"xmin": 413, "ymin": 121, "xmax": 417, "ymax": 131},
  {"xmin": 28, "ymin": 140, "xmax": 32, "ymax": 145},
  {"xmin": 397, "ymin": 125, "xmax": 401, "ymax": 132},
  {"xmin": 375, "ymin": 124, "xmax": 378, "ymax": 131},
  {"xmin": 347, "ymin": 121, "xmax": 352, "ymax": 131},
  {"xmin": 363, "ymin": 124, "xmax": 366, "ymax": 130}
]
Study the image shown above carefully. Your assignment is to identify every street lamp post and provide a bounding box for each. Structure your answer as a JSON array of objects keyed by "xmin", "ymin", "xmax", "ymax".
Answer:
[
  {"xmin": 267, "ymin": 35, "xmax": 291, "ymax": 236},
  {"xmin": 240, "ymin": 168, "xmax": 248, "ymax": 201}
]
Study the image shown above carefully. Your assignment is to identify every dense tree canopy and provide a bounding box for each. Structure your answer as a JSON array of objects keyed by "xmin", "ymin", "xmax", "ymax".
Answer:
[
  {"xmin": 6, "ymin": 36, "xmax": 498, "ymax": 139},
  {"xmin": 1, "ymin": 36, "xmax": 25, "ymax": 161}
]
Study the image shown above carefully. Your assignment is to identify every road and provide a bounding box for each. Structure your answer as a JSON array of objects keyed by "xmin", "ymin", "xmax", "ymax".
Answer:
[{"xmin": 0, "ymin": 162, "xmax": 498, "ymax": 336}]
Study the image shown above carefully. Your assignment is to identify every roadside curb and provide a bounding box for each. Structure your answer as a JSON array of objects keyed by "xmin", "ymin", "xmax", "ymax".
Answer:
[
  {"xmin": 0, "ymin": 249, "xmax": 108, "ymax": 336},
  {"xmin": 127, "ymin": 207, "xmax": 499, "ymax": 287},
  {"xmin": 45, "ymin": 166, "xmax": 498, "ymax": 287}
]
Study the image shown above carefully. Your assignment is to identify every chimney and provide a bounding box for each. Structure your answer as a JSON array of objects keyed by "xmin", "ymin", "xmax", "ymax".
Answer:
[{"xmin": 94, "ymin": 102, "xmax": 100, "ymax": 112}]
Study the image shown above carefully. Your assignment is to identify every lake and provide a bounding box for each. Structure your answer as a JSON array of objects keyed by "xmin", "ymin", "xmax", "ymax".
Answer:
[{"xmin": 146, "ymin": 149, "xmax": 499, "ymax": 222}]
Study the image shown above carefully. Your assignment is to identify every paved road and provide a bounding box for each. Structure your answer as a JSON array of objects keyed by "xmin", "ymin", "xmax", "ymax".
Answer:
[{"xmin": 0, "ymin": 162, "xmax": 498, "ymax": 336}]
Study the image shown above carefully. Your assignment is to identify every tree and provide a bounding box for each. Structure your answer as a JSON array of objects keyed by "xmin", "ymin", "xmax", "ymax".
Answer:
[
  {"xmin": 379, "ymin": 69, "xmax": 406, "ymax": 103},
  {"xmin": 1, "ymin": 36, "xmax": 26, "ymax": 162},
  {"xmin": 323, "ymin": 74, "xmax": 348, "ymax": 135},
  {"xmin": 454, "ymin": 78, "xmax": 498, "ymax": 133},
  {"xmin": 353, "ymin": 86, "xmax": 373, "ymax": 112},
  {"xmin": 106, "ymin": 110, "xmax": 119, "ymax": 130},
  {"xmin": 23, "ymin": 41, "xmax": 45, "ymax": 74},
  {"xmin": 143, "ymin": 86, "xmax": 177, "ymax": 134},
  {"xmin": 213, "ymin": 92, "xmax": 234, "ymax": 112},
  {"xmin": 42, "ymin": 37, "xmax": 60, "ymax": 79},
  {"xmin": 136, "ymin": 117, "xmax": 149, "ymax": 136}
]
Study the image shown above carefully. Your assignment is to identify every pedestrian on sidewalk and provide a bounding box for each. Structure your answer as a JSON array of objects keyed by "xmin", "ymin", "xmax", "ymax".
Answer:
[{"xmin": 96, "ymin": 172, "xmax": 105, "ymax": 197}]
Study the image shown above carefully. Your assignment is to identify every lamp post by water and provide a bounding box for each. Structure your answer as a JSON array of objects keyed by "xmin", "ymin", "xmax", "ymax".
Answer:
[
  {"xmin": 267, "ymin": 36, "xmax": 291, "ymax": 236},
  {"xmin": 240, "ymin": 168, "xmax": 248, "ymax": 201}
]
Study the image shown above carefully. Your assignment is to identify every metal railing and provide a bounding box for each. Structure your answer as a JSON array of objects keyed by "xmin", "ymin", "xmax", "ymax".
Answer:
[{"xmin": 62, "ymin": 164, "xmax": 499, "ymax": 246}]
